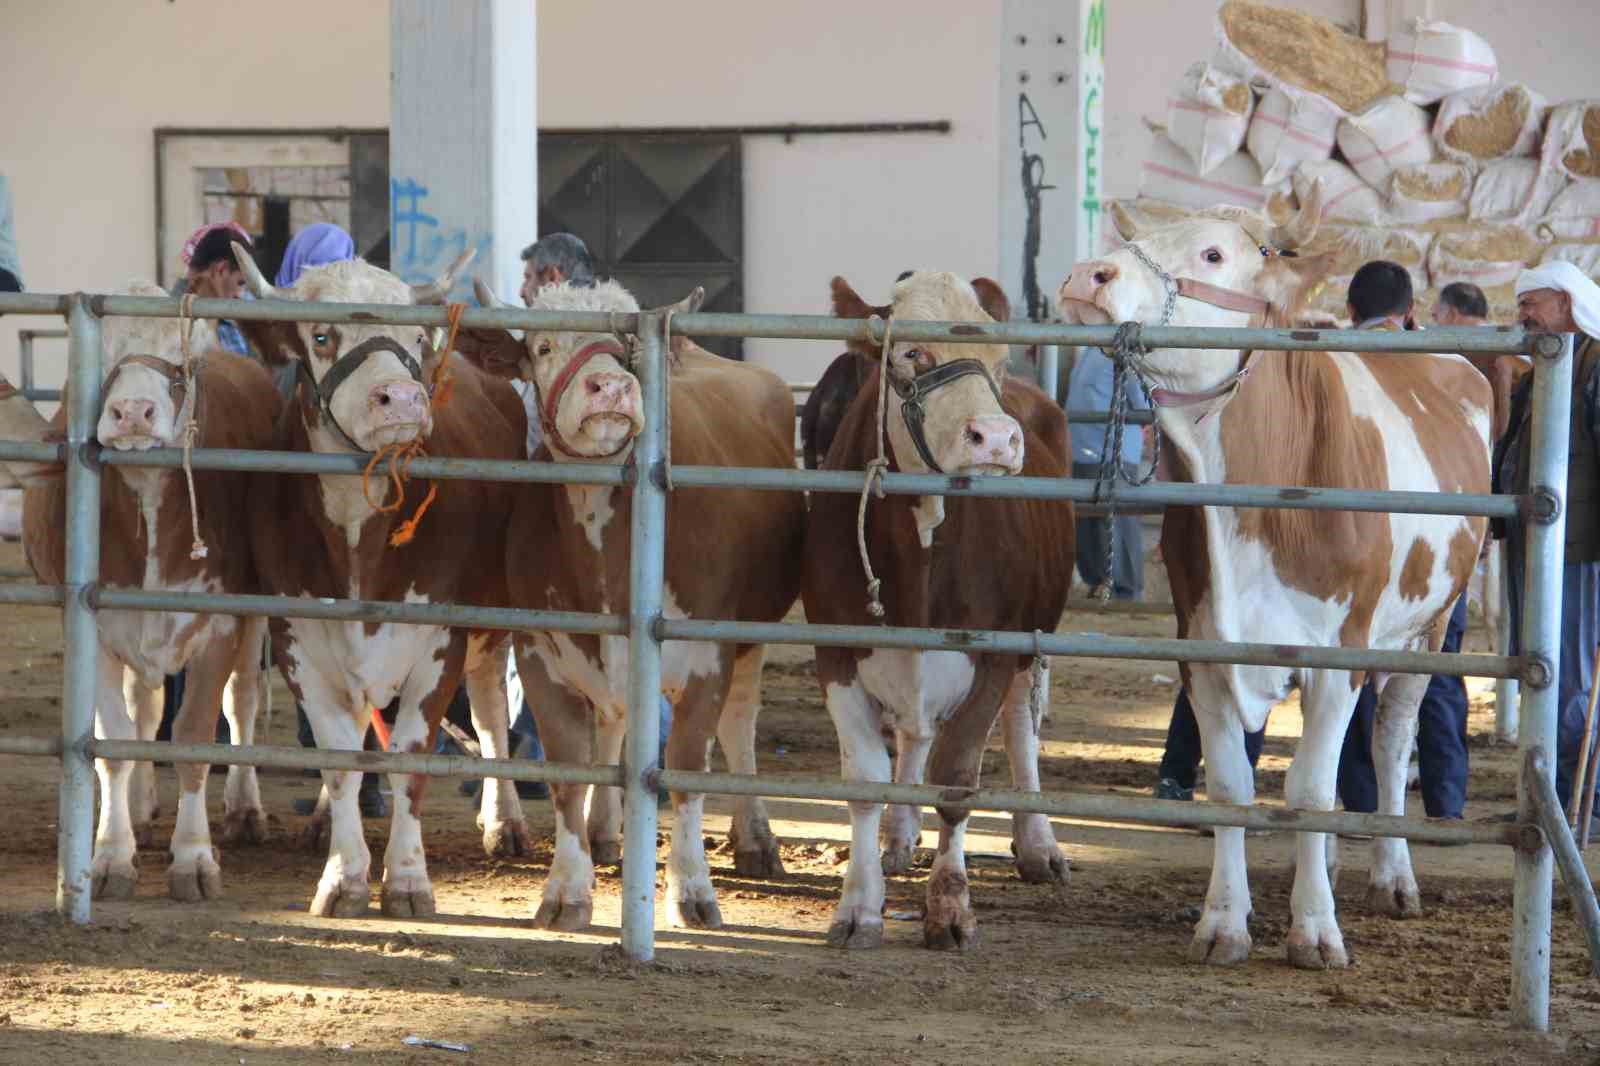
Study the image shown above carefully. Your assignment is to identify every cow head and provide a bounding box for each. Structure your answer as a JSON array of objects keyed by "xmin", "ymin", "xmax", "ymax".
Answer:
[
  {"xmin": 833, "ymin": 271, "xmax": 1021, "ymax": 476},
  {"xmin": 1058, "ymin": 186, "xmax": 1334, "ymax": 397},
  {"xmin": 97, "ymin": 282, "xmax": 220, "ymax": 451},
  {"xmin": 232, "ymin": 244, "xmax": 473, "ymax": 452},
  {"xmin": 472, "ymin": 279, "xmax": 650, "ymax": 461}
]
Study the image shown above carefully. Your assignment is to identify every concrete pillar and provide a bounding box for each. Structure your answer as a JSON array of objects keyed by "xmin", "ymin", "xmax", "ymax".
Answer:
[
  {"xmin": 996, "ymin": 0, "xmax": 1105, "ymax": 325},
  {"xmin": 390, "ymin": 0, "xmax": 536, "ymax": 302}
]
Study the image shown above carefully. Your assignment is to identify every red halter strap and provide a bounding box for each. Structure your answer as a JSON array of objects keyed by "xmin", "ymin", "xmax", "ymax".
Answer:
[{"xmin": 539, "ymin": 339, "xmax": 631, "ymax": 458}]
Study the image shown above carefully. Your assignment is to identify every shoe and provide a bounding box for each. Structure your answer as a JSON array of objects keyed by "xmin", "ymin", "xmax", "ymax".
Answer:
[{"xmin": 1154, "ymin": 777, "xmax": 1195, "ymax": 803}]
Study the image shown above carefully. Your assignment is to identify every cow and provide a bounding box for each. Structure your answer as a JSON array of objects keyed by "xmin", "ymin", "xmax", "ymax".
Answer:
[
  {"xmin": 1058, "ymin": 185, "xmax": 1490, "ymax": 969},
  {"xmin": 20, "ymin": 284, "xmax": 280, "ymax": 901},
  {"xmin": 800, "ymin": 271, "xmax": 1075, "ymax": 951},
  {"xmin": 230, "ymin": 246, "xmax": 529, "ymax": 918},
  {"xmin": 798, "ymin": 276, "xmax": 1072, "ymax": 887},
  {"xmin": 456, "ymin": 278, "xmax": 804, "ymax": 931}
]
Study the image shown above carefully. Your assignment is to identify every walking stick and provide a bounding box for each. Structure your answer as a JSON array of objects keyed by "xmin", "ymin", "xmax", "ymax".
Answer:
[{"xmin": 1571, "ymin": 642, "xmax": 1600, "ymax": 847}]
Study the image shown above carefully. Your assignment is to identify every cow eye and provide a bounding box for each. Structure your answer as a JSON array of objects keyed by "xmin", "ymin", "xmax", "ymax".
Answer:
[
  {"xmin": 312, "ymin": 331, "xmax": 330, "ymax": 346},
  {"xmin": 1203, "ymin": 248, "xmax": 1224, "ymax": 265},
  {"xmin": 902, "ymin": 347, "xmax": 923, "ymax": 362}
]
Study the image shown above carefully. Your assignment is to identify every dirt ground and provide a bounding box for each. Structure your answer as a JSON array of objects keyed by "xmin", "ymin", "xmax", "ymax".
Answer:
[{"xmin": 2, "ymin": 534, "xmax": 1599, "ymax": 1066}]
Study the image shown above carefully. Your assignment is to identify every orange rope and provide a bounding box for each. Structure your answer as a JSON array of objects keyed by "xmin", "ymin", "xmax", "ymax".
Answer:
[
  {"xmin": 368, "ymin": 706, "xmax": 392, "ymax": 751},
  {"xmin": 357, "ymin": 303, "xmax": 466, "ymax": 547}
]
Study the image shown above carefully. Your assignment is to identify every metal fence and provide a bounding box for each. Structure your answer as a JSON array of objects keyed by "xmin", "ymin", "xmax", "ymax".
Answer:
[{"xmin": 0, "ymin": 290, "xmax": 1587, "ymax": 1032}]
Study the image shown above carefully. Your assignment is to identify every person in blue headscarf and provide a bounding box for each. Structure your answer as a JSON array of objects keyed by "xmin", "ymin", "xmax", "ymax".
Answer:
[{"xmin": 275, "ymin": 223, "xmax": 356, "ymax": 288}]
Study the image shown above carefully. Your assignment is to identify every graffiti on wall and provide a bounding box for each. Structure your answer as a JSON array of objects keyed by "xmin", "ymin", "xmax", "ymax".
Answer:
[
  {"xmin": 1080, "ymin": 0, "xmax": 1106, "ymax": 260},
  {"xmin": 1017, "ymin": 93, "xmax": 1057, "ymax": 324},
  {"xmin": 390, "ymin": 177, "xmax": 492, "ymax": 295}
]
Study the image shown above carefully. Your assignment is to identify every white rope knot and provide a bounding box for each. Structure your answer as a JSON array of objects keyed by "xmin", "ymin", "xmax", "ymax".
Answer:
[
  {"xmin": 856, "ymin": 313, "xmax": 895, "ymax": 621},
  {"xmin": 178, "ymin": 293, "xmax": 208, "ymax": 560}
]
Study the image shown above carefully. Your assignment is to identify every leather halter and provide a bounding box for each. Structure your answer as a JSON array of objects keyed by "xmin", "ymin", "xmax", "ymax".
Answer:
[
  {"xmin": 887, "ymin": 357, "xmax": 1005, "ymax": 473},
  {"xmin": 300, "ymin": 335, "xmax": 425, "ymax": 452},
  {"xmin": 536, "ymin": 338, "xmax": 635, "ymax": 459},
  {"xmin": 103, "ymin": 353, "xmax": 195, "ymax": 414}
]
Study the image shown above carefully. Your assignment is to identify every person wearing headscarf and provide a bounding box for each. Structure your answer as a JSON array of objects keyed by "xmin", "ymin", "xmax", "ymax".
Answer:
[
  {"xmin": 0, "ymin": 175, "xmax": 23, "ymax": 292},
  {"xmin": 274, "ymin": 222, "xmax": 356, "ymax": 288},
  {"xmin": 1494, "ymin": 260, "xmax": 1600, "ymax": 826}
]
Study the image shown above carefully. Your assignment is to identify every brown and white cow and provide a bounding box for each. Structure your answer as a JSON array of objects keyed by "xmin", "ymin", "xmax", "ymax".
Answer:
[
  {"xmin": 801, "ymin": 271, "xmax": 1074, "ymax": 950},
  {"xmin": 803, "ymin": 275, "xmax": 1072, "ymax": 886},
  {"xmin": 21, "ymin": 284, "xmax": 280, "ymax": 901},
  {"xmin": 232, "ymin": 248, "xmax": 529, "ymax": 918},
  {"xmin": 459, "ymin": 278, "xmax": 804, "ymax": 930},
  {"xmin": 1059, "ymin": 187, "xmax": 1490, "ymax": 969}
]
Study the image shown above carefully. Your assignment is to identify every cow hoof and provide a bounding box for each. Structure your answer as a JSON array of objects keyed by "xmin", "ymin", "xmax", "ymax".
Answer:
[
  {"xmin": 589, "ymin": 839, "xmax": 622, "ymax": 867},
  {"xmin": 1286, "ymin": 930, "xmax": 1349, "ymax": 970},
  {"xmin": 483, "ymin": 820, "xmax": 531, "ymax": 859},
  {"xmin": 1187, "ymin": 923, "xmax": 1252, "ymax": 966},
  {"xmin": 133, "ymin": 823, "xmax": 156, "ymax": 850},
  {"xmin": 673, "ymin": 899, "xmax": 723, "ymax": 930},
  {"xmin": 299, "ymin": 813, "xmax": 330, "ymax": 853},
  {"xmin": 880, "ymin": 844, "xmax": 916, "ymax": 876},
  {"xmin": 92, "ymin": 865, "xmax": 138, "ymax": 902},
  {"xmin": 734, "ymin": 846, "xmax": 785, "ymax": 879},
  {"xmin": 167, "ymin": 859, "xmax": 223, "ymax": 903},
  {"xmin": 381, "ymin": 885, "xmax": 437, "ymax": 919},
  {"xmin": 532, "ymin": 897, "xmax": 592, "ymax": 932},
  {"xmin": 923, "ymin": 895, "xmax": 978, "ymax": 952},
  {"xmin": 1366, "ymin": 880, "xmax": 1422, "ymax": 919},
  {"xmin": 311, "ymin": 879, "xmax": 371, "ymax": 918},
  {"xmin": 221, "ymin": 808, "xmax": 267, "ymax": 847},
  {"xmin": 1013, "ymin": 847, "xmax": 1070, "ymax": 887},
  {"xmin": 826, "ymin": 917, "xmax": 884, "ymax": 950}
]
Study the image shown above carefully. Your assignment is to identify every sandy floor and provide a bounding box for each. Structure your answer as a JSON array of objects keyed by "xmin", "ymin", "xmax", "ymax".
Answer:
[{"xmin": 1, "ymin": 537, "xmax": 1598, "ymax": 1065}]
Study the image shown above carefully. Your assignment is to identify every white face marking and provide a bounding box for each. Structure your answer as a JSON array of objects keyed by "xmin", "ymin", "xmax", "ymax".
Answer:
[
  {"xmin": 523, "ymin": 281, "xmax": 644, "ymax": 461},
  {"xmin": 856, "ymin": 649, "xmax": 976, "ymax": 739},
  {"xmin": 564, "ymin": 484, "xmax": 617, "ymax": 553},
  {"xmin": 911, "ymin": 495, "xmax": 945, "ymax": 547},
  {"xmin": 285, "ymin": 585, "xmax": 447, "ymax": 714}
]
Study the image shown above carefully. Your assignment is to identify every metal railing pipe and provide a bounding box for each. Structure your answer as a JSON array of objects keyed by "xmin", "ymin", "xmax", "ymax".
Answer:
[
  {"xmin": 0, "ymin": 294, "xmax": 69, "ymax": 316},
  {"xmin": 621, "ymin": 310, "xmax": 667, "ymax": 962},
  {"xmin": 86, "ymin": 739, "xmax": 623, "ymax": 788},
  {"xmin": 0, "ymin": 736, "xmax": 64, "ymax": 757},
  {"xmin": 1038, "ymin": 343, "xmax": 1061, "ymax": 406},
  {"xmin": 0, "ymin": 441, "xmax": 66, "ymax": 464},
  {"xmin": 1497, "ymin": 559, "xmax": 1521, "ymax": 743},
  {"xmin": 0, "ymin": 584, "xmax": 66, "ymax": 606},
  {"xmin": 1526, "ymin": 750, "xmax": 1600, "ymax": 977},
  {"xmin": 1066, "ymin": 408, "xmax": 1155, "ymax": 425},
  {"xmin": 651, "ymin": 769, "xmax": 1517, "ymax": 846},
  {"xmin": 89, "ymin": 587, "xmax": 628, "ymax": 637},
  {"xmin": 1512, "ymin": 334, "xmax": 1573, "ymax": 1031},
  {"xmin": 57, "ymin": 295, "xmax": 100, "ymax": 924},
  {"xmin": 657, "ymin": 618, "xmax": 1524, "ymax": 681},
  {"xmin": 93, "ymin": 446, "xmax": 626, "ymax": 486}
]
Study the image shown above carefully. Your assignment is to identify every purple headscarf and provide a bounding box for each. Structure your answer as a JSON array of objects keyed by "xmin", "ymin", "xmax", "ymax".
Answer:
[{"xmin": 274, "ymin": 223, "xmax": 356, "ymax": 287}]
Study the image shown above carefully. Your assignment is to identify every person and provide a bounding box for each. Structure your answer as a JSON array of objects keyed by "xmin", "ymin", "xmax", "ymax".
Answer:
[
  {"xmin": 1066, "ymin": 346, "xmax": 1147, "ymax": 600},
  {"xmin": 180, "ymin": 224, "xmax": 254, "ymax": 356},
  {"xmin": 520, "ymin": 232, "xmax": 594, "ymax": 305},
  {"xmin": 0, "ymin": 175, "xmax": 23, "ymax": 294},
  {"xmin": 275, "ymin": 222, "xmax": 355, "ymax": 289},
  {"xmin": 1434, "ymin": 281, "xmax": 1489, "ymax": 328},
  {"xmin": 1494, "ymin": 260, "xmax": 1600, "ymax": 829}
]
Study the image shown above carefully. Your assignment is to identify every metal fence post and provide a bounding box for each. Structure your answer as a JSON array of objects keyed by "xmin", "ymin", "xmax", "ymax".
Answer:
[
  {"xmin": 1511, "ymin": 332, "xmax": 1573, "ymax": 1031},
  {"xmin": 1496, "ymin": 560, "xmax": 1520, "ymax": 743},
  {"xmin": 620, "ymin": 309, "xmax": 667, "ymax": 961},
  {"xmin": 1038, "ymin": 343, "xmax": 1061, "ymax": 406},
  {"xmin": 57, "ymin": 295, "xmax": 101, "ymax": 923}
]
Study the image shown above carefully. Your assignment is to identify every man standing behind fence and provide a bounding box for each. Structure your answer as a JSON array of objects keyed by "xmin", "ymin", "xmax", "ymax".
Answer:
[{"xmin": 1066, "ymin": 346, "xmax": 1147, "ymax": 600}]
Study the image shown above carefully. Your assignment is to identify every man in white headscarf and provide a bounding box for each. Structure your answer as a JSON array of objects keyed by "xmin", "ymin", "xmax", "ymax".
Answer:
[{"xmin": 1493, "ymin": 260, "xmax": 1600, "ymax": 826}]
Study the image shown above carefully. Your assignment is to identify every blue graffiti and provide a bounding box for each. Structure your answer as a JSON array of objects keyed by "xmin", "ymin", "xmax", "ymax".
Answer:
[{"xmin": 390, "ymin": 177, "xmax": 493, "ymax": 297}]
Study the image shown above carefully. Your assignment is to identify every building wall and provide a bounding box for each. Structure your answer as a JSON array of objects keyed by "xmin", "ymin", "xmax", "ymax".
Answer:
[{"xmin": 1, "ymin": 0, "xmax": 1593, "ymax": 388}]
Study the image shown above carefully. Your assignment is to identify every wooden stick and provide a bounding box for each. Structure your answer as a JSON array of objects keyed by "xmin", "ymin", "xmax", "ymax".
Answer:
[{"xmin": 1573, "ymin": 642, "xmax": 1600, "ymax": 846}]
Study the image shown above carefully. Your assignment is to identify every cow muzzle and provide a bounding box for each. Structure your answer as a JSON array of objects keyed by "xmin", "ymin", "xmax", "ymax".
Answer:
[
  {"xmin": 541, "ymin": 341, "xmax": 643, "ymax": 458},
  {"xmin": 363, "ymin": 378, "xmax": 431, "ymax": 447},
  {"xmin": 97, "ymin": 354, "xmax": 190, "ymax": 451}
]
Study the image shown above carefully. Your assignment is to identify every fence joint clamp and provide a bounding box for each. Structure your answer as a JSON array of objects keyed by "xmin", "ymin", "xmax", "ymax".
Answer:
[
  {"xmin": 1527, "ymin": 486, "xmax": 1561, "ymax": 526},
  {"xmin": 1522, "ymin": 653, "xmax": 1554, "ymax": 691}
]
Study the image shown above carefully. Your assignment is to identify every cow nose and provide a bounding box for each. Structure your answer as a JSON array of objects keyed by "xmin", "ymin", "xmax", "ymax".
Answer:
[
  {"xmin": 108, "ymin": 399, "xmax": 156, "ymax": 432},
  {"xmin": 961, "ymin": 416, "xmax": 1023, "ymax": 468},
  {"xmin": 586, "ymin": 372, "xmax": 633, "ymax": 405},
  {"xmin": 369, "ymin": 380, "xmax": 427, "ymax": 418},
  {"xmin": 1060, "ymin": 260, "xmax": 1119, "ymax": 305}
]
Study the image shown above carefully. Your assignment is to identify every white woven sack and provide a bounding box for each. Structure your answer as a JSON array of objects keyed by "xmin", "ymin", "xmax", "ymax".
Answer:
[
  {"xmin": 1167, "ymin": 62, "xmax": 1255, "ymax": 177},
  {"xmin": 1388, "ymin": 163, "xmax": 1471, "ymax": 225},
  {"xmin": 1140, "ymin": 131, "xmax": 1288, "ymax": 213},
  {"xmin": 1469, "ymin": 158, "xmax": 1568, "ymax": 223},
  {"xmin": 1433, "ymin": 83, "xmax": 1546, "ymax": 166},
  {"xmin": 1337, "ymin": 96, "xmax": 1436, "ymax": 189},
  {"xmin": 1294, "ymin": 159, "xmax": 1383, "ymax": 224},
  {"xmin": 1385, "ymin": 19, "xmax": 1498, "ymax": 105},
  {"xmin": 1246, "ymin": 87, "xmax": 1339, "ymax": 185}
]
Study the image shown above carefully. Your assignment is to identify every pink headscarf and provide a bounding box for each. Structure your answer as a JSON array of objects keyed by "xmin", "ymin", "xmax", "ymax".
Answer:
[{"xmin": 181, "ymin": 221, "xmax": 253, "ymax": 267}]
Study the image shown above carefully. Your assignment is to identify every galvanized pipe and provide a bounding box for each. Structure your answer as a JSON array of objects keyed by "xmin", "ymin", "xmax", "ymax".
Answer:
[
  {"xmin": 1526, "ymin": 750, "xmax": 1600, "ymax": 978},
  {"xmin": 57, "ymin": 294, "xmax": 100, "ymax": 924},
  {"xmin": 621, "ymin": 309, "xmax": 667, "ymax": 962},
  {"xmin": 652, "ymin": 769, "xmax": 1516, "ymax": 846},
  {"xmin": 1511, "ymin": 334, "xmax": 1573, "ymax": 1031},
  {"xmin": 0, "ymin": 441, "xmax": 66, "ymax": 464},
  {"xmin": 0, "ymin": 584, "xmax": 66, "ymax": 606},
  {"xmin": 657, "ymin": 618, "xmax": 1524, "ymax": 681},
  {"xmin": 1038, "ymin": 344, "xmax": 1061, "ymax": 406},
  {"xmin": 1497, "ymin": 558, "xmax": 1521, "ymax": 743},
  {"xmin": 1066, "ymin": 408, "xmax": 1155, "ymax": 425},
  {"xmin": 91, "ymin": 445, "xmax": 625, "ymax": 487},
  {"xmin": 0, "ymin": 293, "xmax": 1546, "ymax": 355},
  {"xmin": 0, "ymin": 736, "xmax": 64, "ymax": 757}
]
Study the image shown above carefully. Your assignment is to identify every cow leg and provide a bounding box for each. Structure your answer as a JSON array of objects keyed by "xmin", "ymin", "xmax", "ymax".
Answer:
[
  {"xmin": 1367, "ymin": 670, "xmax": 1427, "ymax": 919},
  {"xmin": 719, "ymin": 643, "xmax": 784, "ymax": 878},
  {"xmin": 91, "ymin": 648, "xmax": 139, "ymax": 900},
  {"xmin": 881, "ymin": 727, "xmax": 931, "ymax": 876},
  {"xmin": 166, "ymin": 634, "xmax": 237, "ymax": 902},
  {"xmin": 923, "ymin": 658, "xmax": 1013, "ymax": 952},
  {"xmin": 1283, "ymin": 670, "xmax": 1358, "ymax": 970},
  {"xmin": 1002, "ymin": 664, "xmax": 1068, "ymax": 886},
  {"xmin": 666, "ymin": 659, "xmax": 735, "ymax": 929},
  {"xmin": 1188, "ymin": 693, "xmax": 1257, "ymax": 966},
  {"xmin": 465, "ymin": 635, "xmax": 529, "ymax": 859},
  {"xmin": 586, "ymin": 714, "xmax": 625, "ymax": 867},
  {"xmin": 519, "ymin": 644, "xmax": 597, "ymax": 931},
  {"xmin": 122, "ymin": 667, "xmax": 162, "ymax": 849},
  {"xmin": 220, "ymin": 616, "xmax": 268, "ymax": 846},
  {"xmin": 292, "ymin": 663, "xmax": 372, "ymax": 917},
  {"xmin": 821, "ymin": 654, "xmax": 890, "ymax": 950}
]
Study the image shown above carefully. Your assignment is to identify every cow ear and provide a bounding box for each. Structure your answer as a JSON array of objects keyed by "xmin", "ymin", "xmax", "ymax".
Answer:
[
  {"xmin": 452, "ymin": 327, "xmax": 525, "ymax": 379},
  {"xmin": 1109, "ymin": 201, "xmax": 1144, "ymax": 242},
  {"xmin": 969, "ymin": 278, "xmax": 1011, "ymax": 323},
  {"xmin": 236, "ymin": 319, "xmax": 303, "ymax": 366},
  {"xmin": 1258, "ymin": 253, "xmax": 1337, "ymax": 320},
  {"xmin": 830, "ymin": 276, "xmax": 875, "ymax": 320}
]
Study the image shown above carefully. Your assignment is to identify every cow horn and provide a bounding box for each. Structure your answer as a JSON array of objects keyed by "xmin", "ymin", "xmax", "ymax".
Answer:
[
  {"xmin": 1108, "ymin": 201, "xmax": 1143, "ymax": 242},
  {"xmin": 473, "ymin": 276, "xmax": 506, "ymax": 310},
  {"xmin": 650, "ymin": 286, "xmax": 705, "ymax": 317},
  {"xmin": 411, "ymin": 248, "xmax": 477, "ymax": 305},
  {"xmin": 1271, "ymin": 179, "xmax": 1323, "ymax": 251},
  {"xmin": 232, "ymin": 242, "xmax": 286, "ymax": 300}
]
